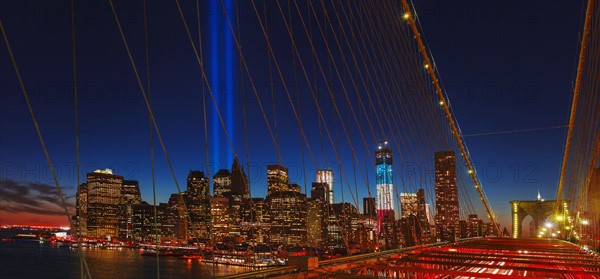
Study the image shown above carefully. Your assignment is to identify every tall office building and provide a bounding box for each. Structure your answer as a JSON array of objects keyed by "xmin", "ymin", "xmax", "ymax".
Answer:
[
  {"xmin": 268, "ymin": 191, "xmax": 307, "ymax": 244},
  {"xmin": 416, "ymin": 188, "xmax": 430, "ymax": 240},
  {"xmin": 85, "ymin": 169, "xmax": 124, "ymax": 239},
  {"xmin": 467, "ymin": 214, "xmax": 483, "ymax": 237},
  {"xmin": 213, "ymin": 169, "xmax": 232, "ymax": 197},
  {"xmin": 363, "ymin": 197, "xmax": 376, "ymax": 217},
  {"xmin": 131, "ymin": 201, "xmax": 178, "ymax": 243},
  {"xmin": 75, "ymin": 183, "xmax": 88, "ymax": 237},
  {"xmin": 311, "ymin": 182, "xmax": 328, "ymax": 201},
  {"xmin": 241, "ymin": 197, "xmax": 268, "ymax": 244},
  {"xmin": 434, "ymin": 151, "xmax": 459, "ymax": 241},
  {"xmin": 188, "ymin": 170, "xmax": 209, "ymax": 198},
  {"xmin": 375, "ymin": 141, "xmax": 394, "ymax": 233},
  {"xmin": 400, "ymin": 193, "xmax": 418, "ymax": 217},
  {"xmin": 210, "ymin": 197, "xmax": 230, "ymax": 243},
  {"xmin": 168, "ymin": 193, "xmax": 189, "ymax": 241},
  {"xmin": 307, "ymin": 198, "xmax": 327, "ymax": 248},
  {"xmin": 267, "ymin": 164, "xmax": 289, "ymax": 196},
  {"xmin": 118, "ymin": 180, "xmax": 142, "ymax": 240},
  {"xmin": 187, "ymin": 171, "xmax": 211, "ymax": 241},
  {"xmin": 316, "ymin": 169, "xmax": 334, "ymax": 204},
  {"xmin": 230, "ymin": 157, "xmax": 249, "ymax": 198}
]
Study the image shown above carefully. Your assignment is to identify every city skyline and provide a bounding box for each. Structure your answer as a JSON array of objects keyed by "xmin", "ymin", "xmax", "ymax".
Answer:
[
  {"xmin": 1, "ymin": 0, "xmax": 598, "ymax": 278},
  {"xmin": 70, "ymin": 147, "xmax": 494, "ymax": 250},
  {"xmin": 0, "ymin": 1, "xmax": 585, "ymax": 234}
]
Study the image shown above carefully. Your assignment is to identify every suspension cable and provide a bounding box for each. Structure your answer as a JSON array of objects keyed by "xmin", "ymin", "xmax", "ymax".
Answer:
[
  {"xmin": 399, "ymin": 0, "xmax": 501, "ymax": 235},
  {"xmin": 70, "ymin": 1, "xmax": 92, "ymax": 277},
  {"xmin": 556, "ymin": 0, "xmax": 595, "ymax": 211}
]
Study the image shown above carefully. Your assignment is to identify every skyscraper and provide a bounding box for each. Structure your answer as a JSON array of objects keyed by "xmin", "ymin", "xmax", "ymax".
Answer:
[
  {"xmin": 267, "ymin": 164, "xmax": 289, "ymax": 196},
  {"xmin": 75, "ymin": 183, "xmax": 88, "ymax": 237},
  {"xmin": 375, "ymin": 141, "xmax": 394, "ymax": 233},
  {"xmin": 85, "ymin": 168, "xmax": 124, "ymax": 239},
  {"xmin": 363, "ymin": 197, "xmax": 376, "ymax": 217},
  {"xmin": 400, "ymin": 193, "xmax": 418, "ymax": 217},
  {"xmin": 316, "ymin": 169, "xmax": 334, "ymax": 204},
  {"xmin": 131, "ymin": 201, "xmax": 178, "ymax": 243},
  {"xmin": 416, "ymin": 188, "xmax": 430, "ymax": 240},
  {"xmin": 168, "ymin": 193, "xmax": 189, "ymax": 242},
  {"xmin": 311, "ymin": 182, "xmax": 328, "ymax": 201},
  {"xmin": 307, "ymin": 197, "xmax": 327, "ymax": 248},
  {"xmin": 213, "ymin": 169, "xmax": 232, "ymax": 197},
  {"xmin": 230, "ymin": 157, "xmax": 249, "ymax": 198},
  {"xmin": 119, "ymin": 180, "xmax": 141, "ymax": 240},
  {"xmin": 188, "ymin": 170, "xmax": 209, "ymax": 198},
  {"xmin": 241, "ymin": 197, "xmax": 268, "ymax": 244},
  {"xmin": 268, "ymin": 191, "xmax": 307, "ymax": 245},
  {"xmin": 186, "ymin": 171, "xmax": 210, "ymax": 241},
  {"xmin": 434, "ymin": 151, "xmax": 459, "ymax": 242},
  {"xmin": 210, "ymin": 197, "xmax": 230, "ymax": 244}
]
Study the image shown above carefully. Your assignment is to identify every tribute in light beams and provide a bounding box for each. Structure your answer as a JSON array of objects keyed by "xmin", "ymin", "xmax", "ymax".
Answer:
[{"xmin": 208, "ymin": 0, "xmax": 236, "ymax": 171}]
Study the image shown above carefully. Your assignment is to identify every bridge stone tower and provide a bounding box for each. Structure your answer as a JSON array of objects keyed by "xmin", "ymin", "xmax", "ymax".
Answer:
[{"xmin": 510, "ymin": 197, "xmax": 567, "ymax": 238}]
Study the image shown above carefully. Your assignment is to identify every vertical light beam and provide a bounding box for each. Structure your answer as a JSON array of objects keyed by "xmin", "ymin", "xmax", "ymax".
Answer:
[
  {"xmin": 225, "ymin": 0, "xmax": 234, "ymax": 167},
  {"xmin": 211, "ymin": 0, "xmax": 220, "ymax": 170}
]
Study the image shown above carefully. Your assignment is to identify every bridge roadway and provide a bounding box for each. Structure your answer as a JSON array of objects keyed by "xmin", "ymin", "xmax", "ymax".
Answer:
[{"xmin": 221, "ymin": 238, "xmax": 600, "ymax": 278}]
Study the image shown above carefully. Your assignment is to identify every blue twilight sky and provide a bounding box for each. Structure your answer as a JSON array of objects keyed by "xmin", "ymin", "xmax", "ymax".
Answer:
[{"xmin": 0, "ymin": 0, "xmax": 585, "ymax": 227}]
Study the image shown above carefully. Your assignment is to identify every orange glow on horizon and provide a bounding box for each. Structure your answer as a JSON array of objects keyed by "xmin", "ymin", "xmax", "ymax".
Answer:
[{"xmin": 0, "ymin": 211, "xmax": 71, "ymax": 228}]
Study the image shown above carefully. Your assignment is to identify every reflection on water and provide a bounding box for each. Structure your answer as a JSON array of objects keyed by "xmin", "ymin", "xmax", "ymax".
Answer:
[{"xmin": 0, "ymin": 241, "xmax": 252, "ymax": 279}]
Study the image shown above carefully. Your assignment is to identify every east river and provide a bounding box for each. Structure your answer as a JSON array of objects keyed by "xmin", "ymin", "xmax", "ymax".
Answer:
[{"xmin": 0, "ymin": 241, "xmax": 253, "ymax": 279}]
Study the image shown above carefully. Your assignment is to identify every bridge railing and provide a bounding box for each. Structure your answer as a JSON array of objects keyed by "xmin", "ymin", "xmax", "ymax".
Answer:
[{"xmin": 219, "ymin": 240, "xmax": 474, "ymax": 279}]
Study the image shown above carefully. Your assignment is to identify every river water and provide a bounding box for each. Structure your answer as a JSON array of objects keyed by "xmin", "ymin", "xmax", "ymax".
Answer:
[{"xmin": 0, "ymin": 241, "xmax": 253, "ymax": 279}]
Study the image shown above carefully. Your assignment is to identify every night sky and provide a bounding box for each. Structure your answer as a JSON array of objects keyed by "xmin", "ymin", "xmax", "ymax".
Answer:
[{"xmin": 0, "ymin": 0, "xmax": 585, "ymax": 228}]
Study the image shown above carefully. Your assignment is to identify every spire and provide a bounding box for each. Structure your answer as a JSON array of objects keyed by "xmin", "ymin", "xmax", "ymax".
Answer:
[
  {"xmin": 231, "ymin": 156, "xmax": 249, "ymax": 198},
  {"xmin": 537, "ymin": 190, "xmax": 541, "ymax": 201}
]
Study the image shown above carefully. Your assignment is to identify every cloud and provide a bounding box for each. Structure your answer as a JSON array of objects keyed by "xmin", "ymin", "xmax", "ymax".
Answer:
[{"xmin": 0, "ymin": 180, "xmax": 75, "ymax": 217}]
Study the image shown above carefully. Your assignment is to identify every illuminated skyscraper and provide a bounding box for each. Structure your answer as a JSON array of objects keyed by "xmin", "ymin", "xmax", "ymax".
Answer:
[
  {"xmin": 210, "ymin": 197, "xmax": 230, "ymax": 244},
  {"xmin": 416, "ymin": 188, "xmax": 430, "ymax": 240},
  {"xmin": 434, "ymin": 151, "xmax": 459, "ymax": 242},
  {"xmin": 400, "ymin": 193, "xmax": 418, "ymax": 217},
  {"xmin": 118, "ymin": 180, "xmax": 141, "ymax": 240},
  {"xmin": 375, "ymin": 141, "xmax": 394, "ymax": 233},
  {"xmin": 85, "ymin": 168, "xmax": 124, "ymax": 239},
  {"xmin": 241, "ymin": 197, "xmax": 268, "ymax": 244},
  {"xmin": 188, "ymin": 170, "xmax": 209, "ymax": 198},
  {"xmin": 168, "ymin": 193, "xmax": 188, "ymax": 241},
  {"xmin": 187, "ymin": 171, "xmax": 210, "ymax": 241},
  {"xmin": 131, "ymin": 201, "xmax": 178, "ymax": 243},
  {"xmin": 268, "ymin": 191, "xmax": 307, "ymax": 244},
  {"xmin": 316, "ymin": 169, "xmax": 334, "ymax": 204},
  {"xmin": 267, "ymin": 164, "xmax": 289, "ymax": 196},
  {"xmin": 307, "ymin": 198, "xmax": 327, "ymax": 248},
  {"xmin": 213, "ymin": 169, "xmax": 232, "ymax": 197},
  {"xmin": 75, "ymin": 183, "xmax": 88, "ymax": 237}
]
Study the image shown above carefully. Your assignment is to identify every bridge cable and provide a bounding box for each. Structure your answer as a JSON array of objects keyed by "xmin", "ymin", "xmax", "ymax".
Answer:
[
  {"xmin": 0, "ymin": 19, "xmax": 80, "ymax": 267},
  {"xmin": 556, "ymin": 0, "xmax": 595, "ymax": 211},
  {"xmin": 70, "ymin": 0, "xmax": 92, "ymax": 277},
  {"xmin": 399, "ymin": 0, "xmax": 501, "ymax": 235},
  {"xmin": 141, "ymin": 1, "xmax": 161, "ymax": 277}
]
